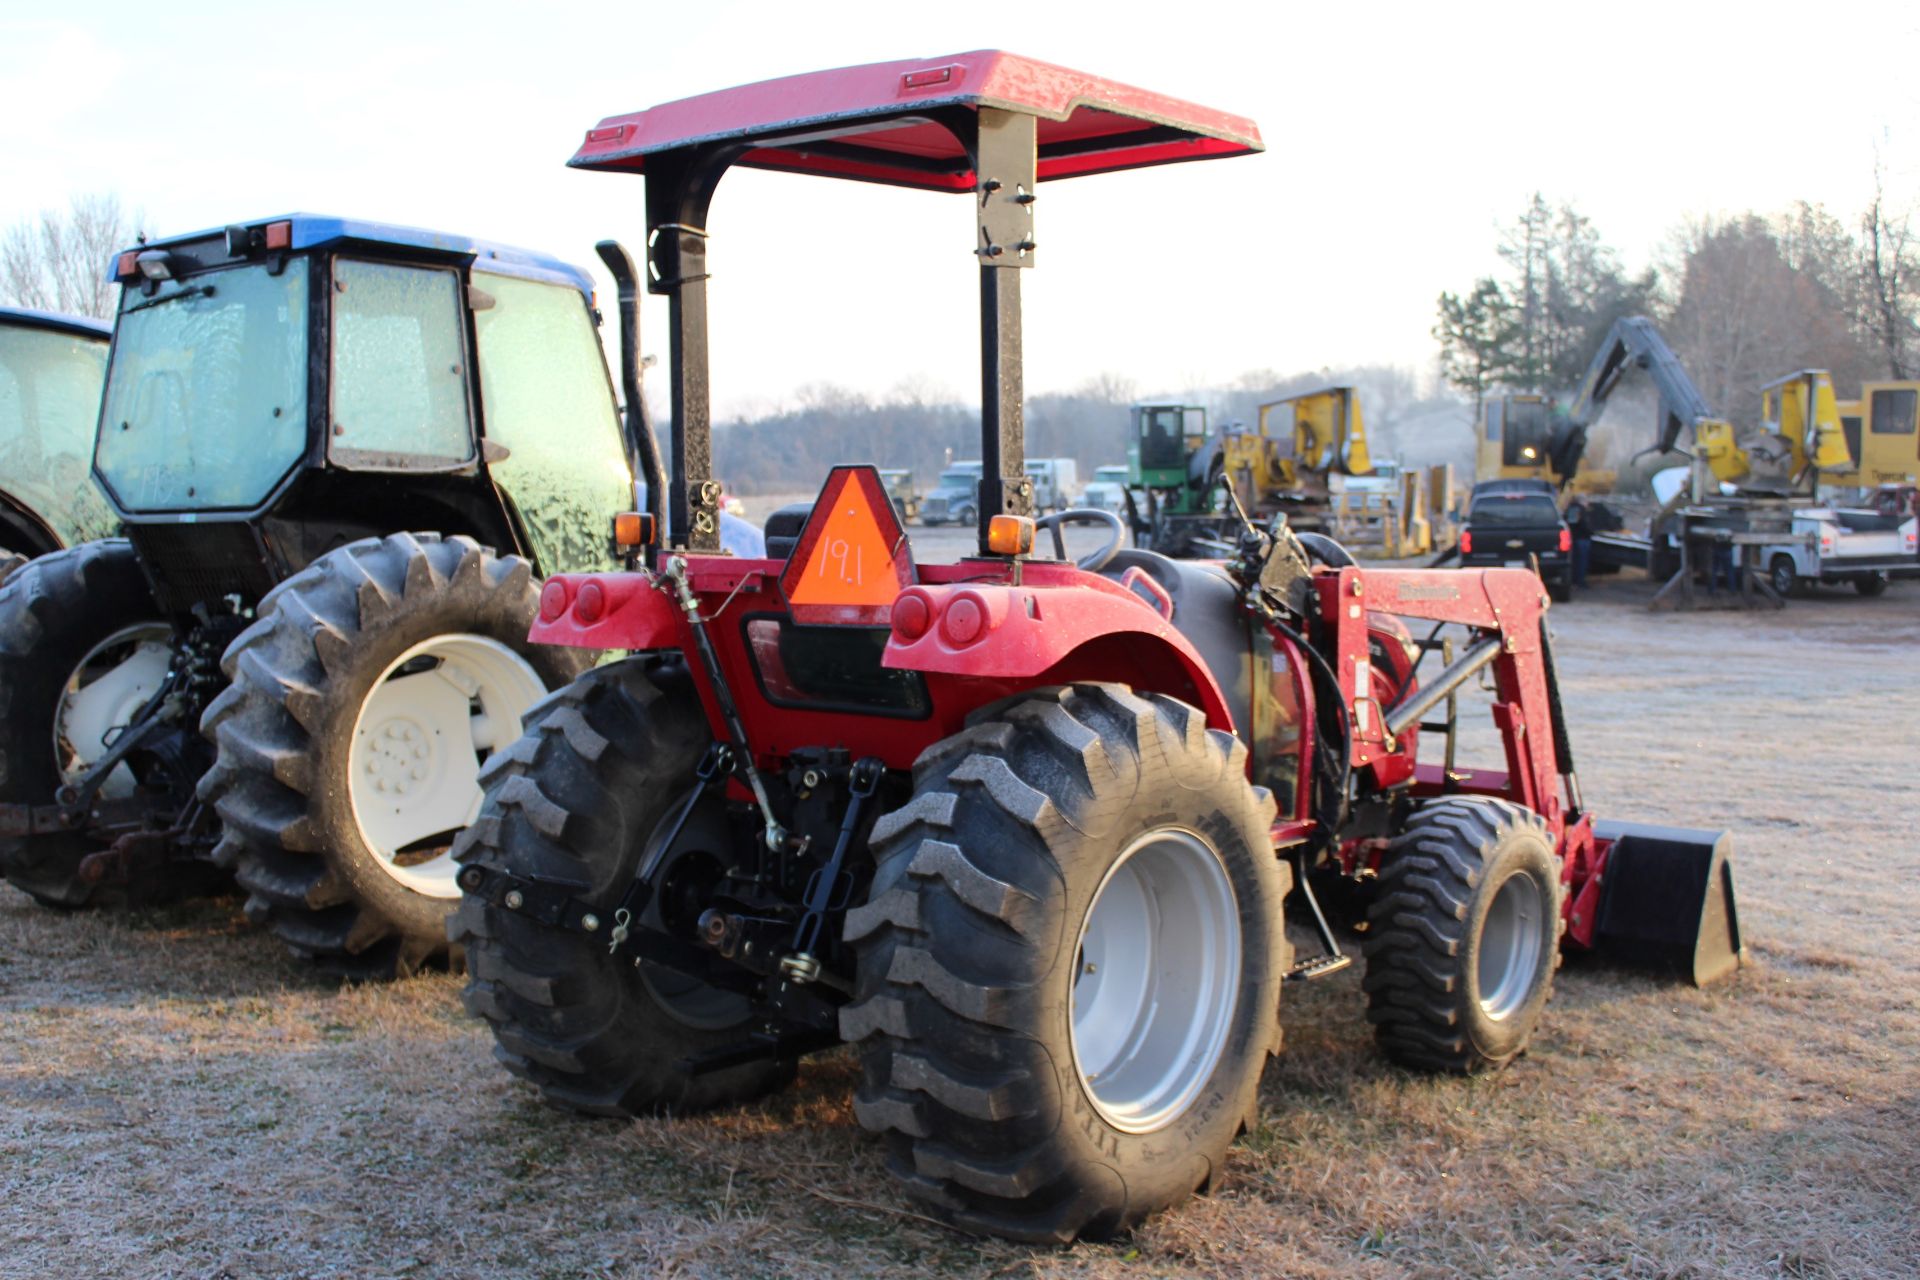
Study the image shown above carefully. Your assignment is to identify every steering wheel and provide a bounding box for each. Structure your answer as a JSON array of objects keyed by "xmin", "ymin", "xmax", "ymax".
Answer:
[
  {"xmin": 1295, "ymin": 531, "xmax": 1357, "ymax": 569},
  {"xmin": 1033, "ymin": 507, "xmax": 1127, "ymax": 573}
]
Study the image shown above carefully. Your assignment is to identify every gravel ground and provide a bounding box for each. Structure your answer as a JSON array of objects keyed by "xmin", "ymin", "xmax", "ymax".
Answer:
[{"xmin": 2, "ymin": 561, "xmax": 1916, "ymax": 1280}]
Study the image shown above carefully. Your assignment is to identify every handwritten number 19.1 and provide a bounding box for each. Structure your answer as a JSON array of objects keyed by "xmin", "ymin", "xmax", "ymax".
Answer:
[{"xmin": 817, "ymin": 532, "xmax": 863, "ymax": 584}]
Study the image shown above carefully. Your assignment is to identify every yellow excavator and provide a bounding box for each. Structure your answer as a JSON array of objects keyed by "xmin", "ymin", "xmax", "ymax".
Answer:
[{"xmin": 1478, "ymin": 319, "xmax": 1850, "ymax": 499}]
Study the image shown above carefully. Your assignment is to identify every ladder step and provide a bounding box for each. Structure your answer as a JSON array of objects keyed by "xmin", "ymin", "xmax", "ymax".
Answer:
[{"xmin": 1284, "ymin": 954, "xmax": 1353, "ymax": 983}]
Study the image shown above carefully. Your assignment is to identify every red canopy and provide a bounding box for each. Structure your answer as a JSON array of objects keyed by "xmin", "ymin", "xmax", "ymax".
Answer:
[{"xmin": 569, "ymin": 50, "xmax": 1262, "ymax": 191}]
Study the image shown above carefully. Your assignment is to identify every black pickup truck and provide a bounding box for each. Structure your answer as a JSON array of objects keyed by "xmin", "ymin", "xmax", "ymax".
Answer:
[{"xmin": 1459, "ymin": 479, "xmax": 1573, "ymax": 601}]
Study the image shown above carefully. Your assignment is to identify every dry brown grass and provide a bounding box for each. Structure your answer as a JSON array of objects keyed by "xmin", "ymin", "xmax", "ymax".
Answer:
[{"xmin": 3, "ymin": 576, "xmax": 1918, "ymax": 1279}]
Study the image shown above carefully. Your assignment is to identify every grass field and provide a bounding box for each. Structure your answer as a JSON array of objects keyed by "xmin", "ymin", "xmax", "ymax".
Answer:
[{"xmin": 2, "ymin": 572, "xmax": 1916, "ymax": 1279}]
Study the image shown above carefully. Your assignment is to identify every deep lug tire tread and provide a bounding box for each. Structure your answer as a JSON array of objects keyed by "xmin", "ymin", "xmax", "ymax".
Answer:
[
  {"xmin": 197, "ymin": 532, "xmax": 584, "ymax": 979},
  {"xmin": 451, "ymin": 660, "xmax": 794, "ymax": 1116},
  {"xmin": 1361, "ymin": 796, "xmax": 1562, "ymax": 1074},
  {"xmin": 844, "ymin": 682, "xmax": 1290, "ymax": 1243}
]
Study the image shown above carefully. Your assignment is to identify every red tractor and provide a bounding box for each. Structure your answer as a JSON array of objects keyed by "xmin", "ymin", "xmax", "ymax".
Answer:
[{"xmin": 452, "ymin": 52, "xmax": 1743, "ymax": 1242}]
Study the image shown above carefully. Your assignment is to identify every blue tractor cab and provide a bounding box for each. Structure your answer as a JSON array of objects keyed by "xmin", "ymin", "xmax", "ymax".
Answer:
[{"xmin": 0, "ymin": 213, "xmax": 651, "ymax": 978}]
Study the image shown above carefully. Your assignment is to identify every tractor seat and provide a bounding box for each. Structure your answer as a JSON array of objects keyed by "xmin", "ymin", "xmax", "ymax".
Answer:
[{"xmin": 765, "ymin": 503, "xmax": 814, "ymax": 559}]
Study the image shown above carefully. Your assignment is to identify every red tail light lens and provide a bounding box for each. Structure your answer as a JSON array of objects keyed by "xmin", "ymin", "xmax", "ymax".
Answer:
[
  {"xmin": 573, "ymin": 580, "xmax": 607, "ymax": 624},
  {"xmin": 1460, "ymin": 530, "xmax": 1473, "ymax": 555},
  {"xmin": 1559, "ymin": 527, "xmax": 1572, "ymax": 552}
]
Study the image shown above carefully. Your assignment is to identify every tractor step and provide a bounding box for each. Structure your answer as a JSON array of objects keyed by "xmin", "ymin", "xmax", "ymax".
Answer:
[{"xmin": 1286, "ymin": 954, "xmax": 1352, "ymax": 982}]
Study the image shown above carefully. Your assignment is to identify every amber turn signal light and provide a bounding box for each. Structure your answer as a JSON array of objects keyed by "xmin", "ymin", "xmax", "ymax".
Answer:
[
  {"xmin": 612, "ymin": 511, "xmax": 655, "ymax": 547},
  {"xmin": 986, "ymin": 514, "xmax": 1034, "ymax": 556}
]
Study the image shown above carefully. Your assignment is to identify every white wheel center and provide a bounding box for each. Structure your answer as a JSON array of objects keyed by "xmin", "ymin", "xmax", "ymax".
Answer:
[
  {"xmin": 345, "ymin": 634, "xmax": 546, "ymax": 899},
  {"xmin": 54, "ymin": 623, "xmax": 174, "ymax": 800},
  {"xmin": 1069, "ymin": 827, "xmax": 1241, "ymax": 1135}
]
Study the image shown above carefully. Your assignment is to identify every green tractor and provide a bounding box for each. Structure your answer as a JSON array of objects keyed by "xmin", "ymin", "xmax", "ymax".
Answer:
[
  {"xmin": 1124, "ymin": 401, "xmax": 1222, "ymax": 554},
  {"xmin": 0, "ymin": 308, "xmax": 120, "ymax": 581},
  {"xmin": 0, "ymin": 214, "xmax": 660, "ymax": 976}
]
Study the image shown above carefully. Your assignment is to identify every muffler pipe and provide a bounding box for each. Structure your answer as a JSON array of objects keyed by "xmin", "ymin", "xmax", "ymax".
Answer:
[{"xmin": 595, "ymin": 240, "xmax": 666, "ymax": 550}]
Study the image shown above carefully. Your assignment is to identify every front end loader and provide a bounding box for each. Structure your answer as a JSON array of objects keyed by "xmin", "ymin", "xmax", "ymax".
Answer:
[{"xmin": 451, "ymin": 51, "xmax": 1744, "ymax": 1242}]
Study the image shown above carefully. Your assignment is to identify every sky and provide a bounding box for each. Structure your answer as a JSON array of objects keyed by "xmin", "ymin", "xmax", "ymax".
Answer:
[{"xmin": 4, "ymin": 0, "xmax": 1916, "ymax": 422}]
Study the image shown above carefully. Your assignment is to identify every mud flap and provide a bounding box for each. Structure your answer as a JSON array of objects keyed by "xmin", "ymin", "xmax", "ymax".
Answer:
[{"xmin": 1591, "ymin": 819, "xmax": 1744, "ymax": 986}]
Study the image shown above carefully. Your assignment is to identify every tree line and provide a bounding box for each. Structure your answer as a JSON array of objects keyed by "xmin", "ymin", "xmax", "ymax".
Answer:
[
  {"xmin": 709, "ymin": 366, "xmax": 1460, "ymax": 496},
  {"xmin": 1434, "ymin": 175, "xmax": 1920, "ymax": 426}
]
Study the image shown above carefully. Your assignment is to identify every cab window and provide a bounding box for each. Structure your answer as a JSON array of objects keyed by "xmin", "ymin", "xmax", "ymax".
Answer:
[
  {"xmin": 471, "ymin": 272, "xmax": 633, "ymax": 574},
  {"xmin": 330, "ymin": 259, "xmax": 472, "ymax": 467},
  {"xmin": 1869, "ymin": 388, "xmax": 1917, "ymax": 435}
]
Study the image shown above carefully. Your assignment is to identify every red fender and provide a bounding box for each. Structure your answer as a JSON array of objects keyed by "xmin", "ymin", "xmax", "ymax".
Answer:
[{"xmin": 883, "ymin": 567, "xmax": 1236, "ymax": 733}]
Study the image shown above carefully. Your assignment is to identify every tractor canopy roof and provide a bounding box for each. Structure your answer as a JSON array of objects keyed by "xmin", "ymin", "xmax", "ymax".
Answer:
[
  {"xmin": 570, "ymin": 50, "xmax": 1263, "ymax": 191},
  {"xmin": 112, "ymin": 214, "xmax": 596, "ymax": 296},
  {"xmin": 0, "ymin": 306, "xmax": 111, "ymax": 340}
]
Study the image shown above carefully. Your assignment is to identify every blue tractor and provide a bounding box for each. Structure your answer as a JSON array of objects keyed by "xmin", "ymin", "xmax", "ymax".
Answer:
[{"xmin": 0, "ymin": 215, "xmax": 652, "ymax": 976}]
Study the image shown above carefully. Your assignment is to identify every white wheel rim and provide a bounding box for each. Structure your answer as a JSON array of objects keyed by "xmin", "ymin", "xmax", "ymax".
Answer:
[
  {"xmin": 1069, "ymin": 827, "xmax": 1241, "ymax": 1134},
  {"xmin": 346, "ymin": 634, "xmax": 546, "ymax": 898},
  {"xmin": 54, "ymin": 623, "xmax": 173, "ymax": 799},
  {"xmin": 1477, "ymin": 871, "xmax": 1546, "ymax": 1021}
]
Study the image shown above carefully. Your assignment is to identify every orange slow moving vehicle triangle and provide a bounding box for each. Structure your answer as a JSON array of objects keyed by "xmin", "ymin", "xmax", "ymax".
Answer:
[{"xmin": 781, "ymin": 466, "xmax": 913, "ymax": 621}]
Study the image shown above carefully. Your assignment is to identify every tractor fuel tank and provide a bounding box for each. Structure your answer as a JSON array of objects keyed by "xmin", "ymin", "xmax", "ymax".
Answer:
[{"xmin": 1590, "ymin": 819, "xmax": 1745, "ymax": 986}]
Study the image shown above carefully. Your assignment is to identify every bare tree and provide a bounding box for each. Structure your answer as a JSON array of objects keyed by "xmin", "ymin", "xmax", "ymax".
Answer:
[
  {"xmin": 1860, "ymin": 161, "xmax": 1918, "ymax": 379},
  {"xmin": 0, "ymin": 194, "xmax": 141, "ymax": 321}
]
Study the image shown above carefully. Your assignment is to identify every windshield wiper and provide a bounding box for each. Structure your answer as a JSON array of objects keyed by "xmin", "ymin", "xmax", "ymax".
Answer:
[{"xmin": 123, "ymin": 283, "xmax": 216, "ymax": 316}]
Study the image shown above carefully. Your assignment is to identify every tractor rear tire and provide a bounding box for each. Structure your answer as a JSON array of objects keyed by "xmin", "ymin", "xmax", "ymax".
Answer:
[
  {"xmin": 450, "ymin": 660, "xmax": 795, "ymax": 1115},
  {"xmin": 843, "ymin": 683, "xmax": 1289, "ymax": 1243},
  {"xmin": 0, "ymin": 541, "xmax": 171, "ymax": 908},
  {"xmin": 1363, "ymin": 797, "xmax": 1562, "ymax": 1073},
  {"xmin": 198, "ymin": 533, "xmax": 587, "ymax": 979}
]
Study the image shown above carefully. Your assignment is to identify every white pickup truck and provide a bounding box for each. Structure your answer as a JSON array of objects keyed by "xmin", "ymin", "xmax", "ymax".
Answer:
[{"xmin": 1761, "ymin": 507, "xmax": 1919, "ymax": 597}]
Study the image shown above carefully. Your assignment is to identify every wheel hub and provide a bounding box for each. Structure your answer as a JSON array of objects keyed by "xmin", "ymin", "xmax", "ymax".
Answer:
[
  {"xmin": 361, "ymin": 717, "xmax": 436, "ymax": 797},
  {"xmin": 346, "ymin": 634, "xmax": 546, "ymax": 899},
  {"xmin": 1477, "ymin": 870, "xmax": 1546, "ymax": 1022},
  {"xmin": 1069, "ymin": 827, "xmax": 1240, "ymax": 1134}
]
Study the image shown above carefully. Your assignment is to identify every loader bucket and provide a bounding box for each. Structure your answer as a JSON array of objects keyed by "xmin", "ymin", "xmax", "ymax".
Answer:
[{"xmin": 1590, "ymin": 819, "xmax": 1745, "ymax": 986}]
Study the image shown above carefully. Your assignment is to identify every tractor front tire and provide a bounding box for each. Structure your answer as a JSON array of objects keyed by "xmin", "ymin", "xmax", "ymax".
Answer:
[
  {"xmin": 1363, "ymin": 797, "xmax": 1562, "ymax": 1073},
  {"xmin": 844, "ymin": 683, "xmax": 1289, "ymax": 1242},
  {"xmin": 0, "ymin": 541, "xmax": 171, "ymax": 908},
  {"xmin": 450, "ymin": 660, "xmax": 794, "ymax": 1115},
  {"xmin": 199, "ymin": 533, "xmax": 587, "ymax": 979}
]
